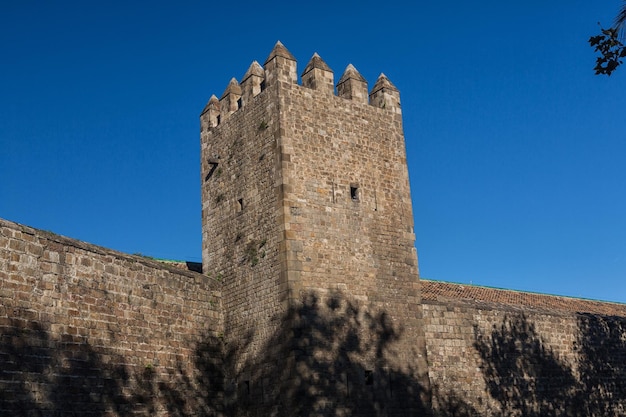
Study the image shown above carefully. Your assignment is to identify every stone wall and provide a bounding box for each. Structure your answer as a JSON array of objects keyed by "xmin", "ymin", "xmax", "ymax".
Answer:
[
  {"xmin": 421, "ymin": 280, "xmax": 626, "ymax": 417},
  {"xmin": 6, "ymin": 41, "xmax": 626, "ymax": 417},
  {"xmin": 5, "ymin": 212, "xmax": 626, "ymax": 417},
  {"xmin": 0, "ymin": 218, "xmax": 223, "ymax": 416},
  {"xmin": 200, "ymin": 42, "xmax": 431, "ymax": 416},
  {"xmin": 277, "ymin": 69, "xmax": 431, "ymax": 415},
  {"xmin": 200, "ymin": 63, "xmax": 288, "ymax": 411}
]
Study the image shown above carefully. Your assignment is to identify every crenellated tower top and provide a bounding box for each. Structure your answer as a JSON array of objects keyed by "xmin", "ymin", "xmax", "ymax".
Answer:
[
  {"xmin": 369, "ymin": 73, "xmax": 401, "ymax": 115},
  {"xmin": 301, "ymin": 52, "xmax": 334, "ymax": 94},
  {"xmin": 263, "ymin": 40, "xmax": 297, "ymax": 87},
  {"xmin": 200, "ymin": 41, "xmax": 401, "ymax": 130},
  {"xmin": 337, "ymin": 64, "xmax": 368, "ymax": 104},
  {"xmin": 240, "ymin": 60, "xmax": 264, "ymax": 107}
]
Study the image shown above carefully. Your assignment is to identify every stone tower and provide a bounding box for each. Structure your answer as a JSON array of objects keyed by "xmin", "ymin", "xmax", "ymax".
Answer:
[{"xmin": 200, "ymin": 42, "xmax": 431, "ymax": 416}]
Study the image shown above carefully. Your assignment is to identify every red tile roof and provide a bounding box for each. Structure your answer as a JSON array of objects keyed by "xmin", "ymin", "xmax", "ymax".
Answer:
[{"xmin": 420, "ymin": 279, "xmax": 626, "ymax": 317}]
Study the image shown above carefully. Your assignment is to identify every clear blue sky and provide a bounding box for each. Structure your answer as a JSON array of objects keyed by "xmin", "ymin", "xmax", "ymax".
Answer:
[{"xmin": 2, "ymin": 1, "xmax": 626, "ymax": 303}]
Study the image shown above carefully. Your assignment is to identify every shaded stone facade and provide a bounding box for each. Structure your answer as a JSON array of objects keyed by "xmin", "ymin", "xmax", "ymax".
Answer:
[
  {"xmin": 0, "ymin": 218, "xmax": 223, "ymax": 416},
  {"xmin": 421, "ymin": 280, "xmax": 626, "ymax": 416}
]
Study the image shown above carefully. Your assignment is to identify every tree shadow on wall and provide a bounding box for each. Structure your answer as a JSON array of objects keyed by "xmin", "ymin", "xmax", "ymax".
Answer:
[
  {"xmin": 576, "ymin": 313, "xmax": 626, "ymax": 416},
  {"xmin": 139, "ymin": 333, "xmax": 224, "ymax": 417},
  {"xmin": 223, "ymin": 290, "xmax": 432, "ymax": 417},
  {"xmin": 473, "ymin": 314, "xmax": 580, "ymax": 417},
  {"xmin": 472, "ymin": 313, "xmax": 626, "ymax": 417},
  {"xmin": 0, "ymin": 318, "xmax": 224, "ymax": 416},
  {"xmin": 430, "ymin": 389, "xmax": 481, "ymax": 417},
  {"xmin": 0, "ymin": 320, "xmax": 132, "ymax": 416}
]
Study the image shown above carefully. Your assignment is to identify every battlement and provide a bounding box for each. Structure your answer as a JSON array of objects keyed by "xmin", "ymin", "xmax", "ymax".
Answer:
[{"xmin": 200, "ymin": 41, "xmax": 401, "ymax": 130}]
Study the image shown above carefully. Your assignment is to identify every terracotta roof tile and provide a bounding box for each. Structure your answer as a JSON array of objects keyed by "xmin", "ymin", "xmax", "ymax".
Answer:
[{"xmin": 421, "ymin": 279, "xmax": 626, "ymax": 317}]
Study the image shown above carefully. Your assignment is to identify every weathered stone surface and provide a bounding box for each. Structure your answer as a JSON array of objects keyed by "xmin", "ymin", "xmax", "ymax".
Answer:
[
  {"xmin": 421, "ymin": 280, "xmax": 626, "ymax": 416},
  {"xmin": 0, "ymin": 218, "xmax": 223, "ymax": 416},
  {"xmin": 202, "ymin": 41, "xmax": 429, "ymax": 416},
  {"xmin": 2, "ymin": 42, "xmax": 626, "ymax": 417}
]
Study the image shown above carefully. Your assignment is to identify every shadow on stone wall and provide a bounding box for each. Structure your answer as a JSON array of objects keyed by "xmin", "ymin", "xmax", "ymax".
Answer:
[
  {"xmin": 463, "ymin": 313, "xmax": 626, "ymax": 417},
  {"xmin": 431, "ymin": 394, "xmax": 480, "ymax": 417},
  {"xmin": 3, "ymin": 298, "xmax": 626, "ymax": 416},
  {"xmin": 473, "ymin": 314, "xmax": 579, "ymax": 416},
  {"xmin": 222, "ymin": 290, "xmax": 432, "ymax": 417},
  {"xmin": 136, "ymin": 334, "xmax": 224, "ymax": 417},
  {"xmin": 576, "ymin": 313, "xmax": 626, "ymax": 416},
  {"xmin": 1, "ymin": 290, "xmax": 431, "ymax": 416},
  {"xmin": 0, "ymin": 320, "xmax": 223, "ymax": 416},
  {"xmin": 0, "ymin": 321, "xmax": 130, "ymax": 416}
]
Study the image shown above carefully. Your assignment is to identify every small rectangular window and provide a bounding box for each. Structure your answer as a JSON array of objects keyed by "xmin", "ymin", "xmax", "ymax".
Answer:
[
  {"xmin": 364, "ymin": 370, "xmax": 373, "ymax": 386},
  {"xmin": 350, "ymin": 184, "xmax": 359, "ymax": 201},
  {"xmin": 237, "ymin": 97, "xmax": 242, "ymax": 109}
]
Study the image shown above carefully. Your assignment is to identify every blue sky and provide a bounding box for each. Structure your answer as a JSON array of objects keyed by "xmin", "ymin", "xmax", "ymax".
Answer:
[{"xmin": 2, "ymin": 1, "xmax": 626, "ymax": 303}]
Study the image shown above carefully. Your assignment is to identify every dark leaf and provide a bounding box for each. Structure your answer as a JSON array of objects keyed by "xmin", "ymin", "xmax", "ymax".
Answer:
[
  {"xmin": 589, "ymin": 35, "xmax": 603, "ymax": 46},
  {"xmin": 590, "ymin": 23, "xmax": 626, "ymax": 75}
]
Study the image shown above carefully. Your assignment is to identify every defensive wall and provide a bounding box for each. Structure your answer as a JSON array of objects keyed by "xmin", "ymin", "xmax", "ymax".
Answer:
[
  {"xmin": 2, "ymin": 215, "xmax": 626, "ymax": 416},
  {"xmin": 421, "ymin": 279, "xmax": 626, "ymax": 416},
  {"xmin": 0, "ymin": 218, "xmax": 223, "ymax": 416},
  {"xmin": 1, "ymin": 41, "xmax": 626, "ymax": 416}
]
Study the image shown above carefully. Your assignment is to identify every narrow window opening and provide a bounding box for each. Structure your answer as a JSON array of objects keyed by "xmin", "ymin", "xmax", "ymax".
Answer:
[
  {"xmin": 364, "ymin": 370, "xmax": 373, "ymax": 386},
  {"xmin": 260, "ymin": 80, "xmax": 266, "ymax": 91},
  {"xmin": 374, "ymin": 190, "xmax": 378, "ymax": 211},
  {"xmin": 237, "ymin": 97, "xmax": 242, "ymax": 109},
  {"xmin": 350, "ymin": 185, "xmax": 359, "ymax": 201},
  {"xmin": 216, "ymin": 114, "xmax": 221, "ymax": 125},
  {"xmin": 238, "ymin": 198, "xmax": 244, "ymax": 211},
  {"xmin": 261, "ymin": 378, "xmax": 267, "ymax": 404}
]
